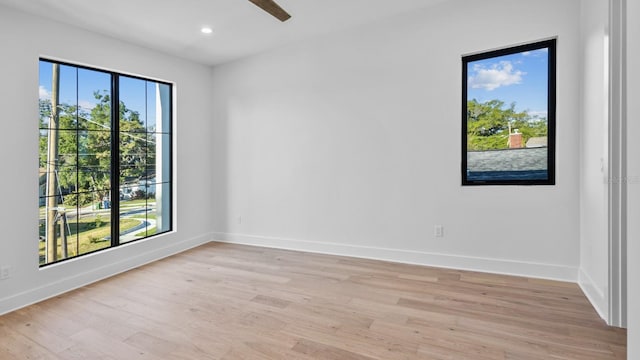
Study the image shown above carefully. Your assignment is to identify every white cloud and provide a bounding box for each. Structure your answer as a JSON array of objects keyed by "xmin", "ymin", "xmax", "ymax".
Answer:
[
  {"xmin": 468, "ymin": 61, "xmax": 525, "ymax": 91},
  {"xmin": 39, "ymin": 86, "xmax": 50, "ymax": 100}
]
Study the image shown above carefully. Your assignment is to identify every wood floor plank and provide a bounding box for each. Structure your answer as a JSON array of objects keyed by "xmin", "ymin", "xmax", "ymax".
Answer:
[
  {"xmin": 0, "ymin": 242, "xmax": 626, "ymax": 359},
  {"xmin": 291, "ymin": 338, "xmax": 378, "ymax": 360}
]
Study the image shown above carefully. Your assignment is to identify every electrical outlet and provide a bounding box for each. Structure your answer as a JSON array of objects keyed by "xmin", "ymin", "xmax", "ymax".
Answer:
[
  {"xmin": 434, "ymin": 225, "xmax": 444, "ymax": 238},
  {"xmin": 0, "ymin": 265, "xmax": 11, "ymax": 280}
]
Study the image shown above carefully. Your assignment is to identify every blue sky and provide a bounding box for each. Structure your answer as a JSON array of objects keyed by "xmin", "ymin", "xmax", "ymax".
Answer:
[
  {"xmin": 39, "ymin": 61, "xmax": 157, "ymax": 128},
  {"xmin": 467, "ymin": 48, "xmax": 549, "ymax": 119}
]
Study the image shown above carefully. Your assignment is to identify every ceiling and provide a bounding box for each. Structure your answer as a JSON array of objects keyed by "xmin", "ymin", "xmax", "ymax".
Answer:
[{"xmin": 0, "ymin": 0, "xmax": 448, "ymax": 66}]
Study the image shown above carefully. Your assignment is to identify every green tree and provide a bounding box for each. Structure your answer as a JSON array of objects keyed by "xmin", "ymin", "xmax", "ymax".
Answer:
[
  {"xmin": 467, "ymin": 99, "xmax": 547, "ymax": 151},
  {"xmin": 118, "ymin": 99, "xmax": 148, "ymax": 182}
]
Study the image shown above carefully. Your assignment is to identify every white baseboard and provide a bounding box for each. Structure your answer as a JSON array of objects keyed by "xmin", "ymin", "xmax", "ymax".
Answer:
[
  {"xmin": 0, "ymin": 233, "xmax": 212, "ymax": 316},
  {"xmin": 1, "ymin": 231, "xmax": 588, "ymax": 319},
  {"xmin": 212, "ymin": 232, "xmax": 579, "ymax": 282},
  {"xmin": 578, "ymin": 268, "xmax": 608, "ymax": 321}
]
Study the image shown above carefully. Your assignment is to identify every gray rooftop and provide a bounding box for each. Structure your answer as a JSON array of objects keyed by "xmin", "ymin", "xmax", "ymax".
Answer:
[
  {"xmin": 467, "ymin": 147, "xmax": 547, "ymax": 171},
  {"xmin": 526, "ymin": 137, "xmax": 548, "ymax": 148}
]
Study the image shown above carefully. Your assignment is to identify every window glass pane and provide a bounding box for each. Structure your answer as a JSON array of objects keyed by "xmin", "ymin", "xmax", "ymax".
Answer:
[
  {"xmin": 154, "ymin": 83, "xmax": 171, "ymax": 133},
  {"xmin": 39, "ymin": 130, "xmax": 48, "ymax": 178},
  {"xmin": 39, "ymin": 64, "xmax": 78, "ymax": 131},
  {"xmin": 59, "ymin": 65, "xmax": 78, "ymax": 115},
  {"xmin": 57, "ymin": 196, "xmax": 79, "ymax": 261},
  {"xmin": 119, "ymin": 76, "xmax": 146, "ymax": 133},
  {"xmin": 148, "ymin": 133, "xmax": 171, "ymax": 184},
  {"xmin": 146, "ymin": 81, "xmax": 156, "ymax": 132},
  {"xmin": 77, "ymin": 191, "xmax": 112, "ymax": 255},
  {"xmin": 39, "ymin": 61, "xmax": 53, "ymax": 129},
  {"xmin": 57, "ymin": 129, "xmax": 79, "ymax": 196},
  {"xmin": 78, "ymin": 68, "xmax": 111, "ymax": 130},
  {"xmin": 120, "ymin": 183, "xmax": 150, "ymax": 243},
  {"xmin": 78, "ymin": 130, "xmax": 111, "ymax": 194},
  {"xmin": 38, "ymin": 195, "xmax": 76, "ymax": 264},
  {"xmin": 120, "ymin": 131, "xmax": 148, "ymax": 184},
  {"xmin": 150, "ymin": 182, "xmax": 171, "ymax": 234},
  {"xmin": 38, "ymin": 197, "xmax": 46, "ymax": 265},
  {"xmin": 39, "ymin": 194, "xmax": 91, "ymax": 263},
  {"xmin": 145, "ymin": 82, "xmax": 171, "ymax": 133}
]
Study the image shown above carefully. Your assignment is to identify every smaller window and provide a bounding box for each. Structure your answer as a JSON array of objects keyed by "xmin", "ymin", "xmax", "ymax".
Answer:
[{"xmin": 462, "ymin": 39, "xmax": 556, "ymax": 185}]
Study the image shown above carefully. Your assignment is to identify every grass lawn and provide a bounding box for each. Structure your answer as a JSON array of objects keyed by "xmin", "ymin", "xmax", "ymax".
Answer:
[
  {"xmin": 39, "ymin": 215, "xmax": 140, "ymax": 264},
  {"xmin": 38, "ymin": 199, "xmax": 157, "ymax": 265},
  {"xmin": 131, "ymin": 213, "xmax": 156, "ymax": 220}
]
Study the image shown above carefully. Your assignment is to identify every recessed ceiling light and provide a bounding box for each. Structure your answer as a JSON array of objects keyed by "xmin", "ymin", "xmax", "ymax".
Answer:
[{"xmin": 201, "ymin": 26, "xmax": 213, "ymax": 35}]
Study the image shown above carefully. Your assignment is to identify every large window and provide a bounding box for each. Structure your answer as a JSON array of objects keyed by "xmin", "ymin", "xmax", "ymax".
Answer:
[
  {"xmin": 462, "ymin": 39, "xmax": 556, "ymax": 185},
  {"xmin": 39, "ymin": 59, "xmax": 172, "ymax": 266}
]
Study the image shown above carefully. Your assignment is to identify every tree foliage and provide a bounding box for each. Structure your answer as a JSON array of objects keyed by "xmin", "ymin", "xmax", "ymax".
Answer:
[{"xmin": 467, "ymin": 99, "xmax": 547, "ymax": 151}]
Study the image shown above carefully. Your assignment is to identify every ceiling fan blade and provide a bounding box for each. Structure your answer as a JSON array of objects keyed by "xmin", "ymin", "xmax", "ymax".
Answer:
[{"xmin": 248, "ymin": 0, "xmax": 291, "ymax": 22}]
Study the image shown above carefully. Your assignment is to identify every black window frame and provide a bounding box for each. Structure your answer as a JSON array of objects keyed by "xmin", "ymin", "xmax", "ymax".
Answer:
[
  {"xmin": 38, "ymin": 58, "xmax": 173, "ymax": 267},
  {"xmin": 461, "ymin": 39, "xmax": 556, "ymax": 186}
]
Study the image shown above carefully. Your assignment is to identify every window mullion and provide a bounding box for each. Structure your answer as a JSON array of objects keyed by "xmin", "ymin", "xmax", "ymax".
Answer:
[{"xmin": 111, "ymin": 74, "xmax": 120, "ymax": 247}]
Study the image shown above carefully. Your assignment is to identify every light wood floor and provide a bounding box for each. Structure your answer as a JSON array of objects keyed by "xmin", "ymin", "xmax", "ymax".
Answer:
[{"xmin": 0, "ymin": 243, "xmax": 626, "ymax": 359}]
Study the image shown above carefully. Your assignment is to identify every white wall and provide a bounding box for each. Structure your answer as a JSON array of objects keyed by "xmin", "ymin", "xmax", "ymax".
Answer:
[
  {"xmin": 0, "ymin": 5, "xmax": 213, "ymax": 314},
  {"xmin": 212, "ymin": 0, "xmax": 582, "ymax": 280},
  {"xmin": 626, "ymin": 0, "xmax": 639, "ymax": 355},
  {"xmin": 578, "ymin": 0, "xmax": 610, "ymax": 320}
]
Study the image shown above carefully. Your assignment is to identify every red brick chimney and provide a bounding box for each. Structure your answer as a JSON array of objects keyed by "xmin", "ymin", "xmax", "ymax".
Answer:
[{"xmin": 509, "ymin": 131, "xmax": 523, "ymax": 148}]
